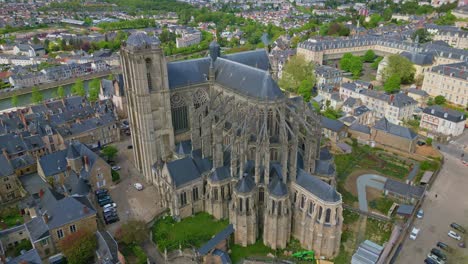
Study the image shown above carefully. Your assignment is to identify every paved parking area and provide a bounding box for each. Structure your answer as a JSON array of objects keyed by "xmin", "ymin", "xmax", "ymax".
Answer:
[
  {"xmin": 101, "ymin": 136, "xmax": 165, "ymax": 235},
  {"xmin": 396, "ymin": 139, "xmax": 468, "ymax": 263}
]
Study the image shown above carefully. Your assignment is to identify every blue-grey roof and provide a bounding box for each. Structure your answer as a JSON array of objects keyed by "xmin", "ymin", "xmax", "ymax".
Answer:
[
  {"xmin": 320, "ymin": 116, "xmax": 345, "ymax": 132},
  {"xmin": 235, "ymin": 175, "xmax": 256, "ymax": 194},
  {"xmin": 198, "ymin": 224, "xmax": 234, "ymax": 255},
  {"xmin": 214, "ymin": 58, "xmax": 284, "ymax": 101},
  {"xmin": 0, "ymin": 155, "xmax": 14, "ymax": 177},
  {"xmin": 269, "ymin": 177, "xmax": 288, "ymax": 197},
  {"xmin": 212, "ymin": 249, "xmax": 232, "ymax": 264},
  {"xmin": 167, "ymin": 58, "xmax": 210, "ymax": 89},
  {"xmin": 46, "ymin": 196, "xmax": 96, "ymax": 230},
  {"xmin": 166, "ymin": 157, "xmax": 202, "ymax": 188},
  {"xmin": 0, "ymin": 134, "xmax": 28, "ymax": 155},
  {"xmin": 210, "ymin": 166, "xmax": 231, "ymax": 182},
  {"xmin": 373, "ymin": 118, "xmax": 417, "ymax": 140},
  {"xmin": 400, "ymin": 51, "xmax": 434, "ymax": 65},
  {"xmin": 423, "ymin": 105, "xmax": 466, "ymax": 122},
  {"xmin": 67, "ymin": 142, "xmax": 80, "ymax": 159},
  {"xmin": 7, "ymin": 249, "xmax": 42, "ymax": 264},
  {"xmin": 384, "ymin": 178, "xmax": 425, "ymax": 199},
  {"xmin": 407, "ymin": 88, "xmax": 428, "ymax": 97},
  {"xmin": 315, "ymin": 160, "xmax": 335, "ymax": 176},
  {"xmin": 349, "ymin": 123, "xmax": 371, "ymax": 134},
  {"xmin": 319, "ymin": 148, "xmax": 332, "ymax": 161},
  {"xmin": 396, "ymin": 204, "xmax": 414, "ymax": 215},
  {"xmin": 25, "ymin": 216, "xmax": 49, "ymax": 242},
  {"xmin": 354, "ymin": 105, "xmax": 370, "ymax": 116},
  {"xmin": 38, "ymin": 149, "xmax": 68, "ymax": 177},
  {"xmin": 222, "ymin": 49, "xmax": 270, "ymax": 71},
  {"xmin": 126, "ymin": 31, "xmax": 160, "ymax": 47},
  {"xmin": 343, "ymin": 97, "xmax": 358, "ymax": 107},
  {"xmin": 175, "ymin": 140, "xmax": 192, "ymax": 156},
  {"xmin": 296, "ymin": 169, "xmax": 341, "ymax": 202}
]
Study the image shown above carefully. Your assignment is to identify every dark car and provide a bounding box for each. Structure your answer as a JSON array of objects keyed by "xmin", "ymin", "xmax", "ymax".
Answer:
[
  {"xmin": 104, "ymin": 211, "xmax": 118, "ymax": 219},
  {"xmin": 417, "ymin": 141, "xmax": 426, "ymax": 146},
  {"xmin": 98, "ymin": 197, "xmax": 113, "ymax": 206},
  {"xmin": 424, "ymin": 258, "xmax": 437, "ymax": 264},
  {"xmin": 105, "ymin": 215, "xmax": 120, "ymax": 225},
  {"xmin": 451, "ymin": 222, "xmax": 466, "ymax": 233},
  {"xmin": 431, "ymin": 248, "xmax": 447, "ymax": 260},
  {"xmin": 95, "ymin": 189, "xmax": 108, "ymax": 196},
  {"xmin": 437, "ymin": 241, "xmax": 450, "ymax": 251}
]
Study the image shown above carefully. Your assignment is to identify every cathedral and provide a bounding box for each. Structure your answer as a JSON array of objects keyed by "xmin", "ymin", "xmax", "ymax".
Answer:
[{"xmin": 120, "ymin": 32, "xmax": 343, "ymax": 258}]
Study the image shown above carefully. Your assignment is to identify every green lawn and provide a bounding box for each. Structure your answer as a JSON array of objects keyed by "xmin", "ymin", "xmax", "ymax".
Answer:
[
  {"xmin": 230, "ymin": 240, "xmax": 274, "ymax": 264},
  {"xmin": 369, "ymin": 197, "xmax": 394, "ymax": 215},
  {"xmin": 120, "ymin": 244, "xmax": 147, "ymax": 264},
  {"xmin": 415, "ymin": 159, "xmax": 441, "ymax": 184},
  {"xmin": 364, "ymin": 218, "xmax": 392, "ymax": 245},
  {"xmin": 152, "ymin": 212, "xmax": 229, "ymax": 251},
  {"xmin": 0, "ymin": 208, "xmax": 23, "ymax": 230},
  {"xmin": 343, "ymin": 209, "xmax": 360, "ymax": 225}
]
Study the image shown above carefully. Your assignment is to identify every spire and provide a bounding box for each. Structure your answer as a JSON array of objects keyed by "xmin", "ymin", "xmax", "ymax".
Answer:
[{"xmin": 209, "ymin": 40, "xmax": 221, "ymax": 65}]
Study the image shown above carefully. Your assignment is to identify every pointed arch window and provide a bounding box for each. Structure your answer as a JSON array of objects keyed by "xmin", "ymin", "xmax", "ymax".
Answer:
[{"xmin": 145, "ymin": 58, "xmax": 153, "ymax": 92}]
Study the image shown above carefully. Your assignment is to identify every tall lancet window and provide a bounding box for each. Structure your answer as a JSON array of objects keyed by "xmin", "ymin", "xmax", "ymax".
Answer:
[{"xmin": 145, "ymin": 58, "xmax": 153, "ymax": 91}]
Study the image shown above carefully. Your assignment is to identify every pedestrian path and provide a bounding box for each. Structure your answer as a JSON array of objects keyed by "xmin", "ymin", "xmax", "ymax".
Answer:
[{"xmin": 356, "ymin": 174, "xmax": 388, "ymax": 212}]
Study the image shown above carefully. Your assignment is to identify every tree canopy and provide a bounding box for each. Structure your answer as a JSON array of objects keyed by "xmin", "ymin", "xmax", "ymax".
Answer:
[
  {"xmin": 434, "ymin": 95, "xmax": 446, "ymax": 105},
  {"xmin": 435, "ymin": 11, "xmax": 456, "ymax": 25},
  {"xmin": 319, "ymin": 22, "xmax": 350, "ymax": 36},
  {"xmin": 383, "ymin": 55, "xmax": 415, "ymax": 84},
  {"xmin": 384, "ymin": 74, "xmax": 401, "ymax": 93},
  {"xmin": 71, "ymin": 79, "xmax": 86, "ymax": 97},
  {"xmin": 278, "ymin": 55, "xmax": 316, "ymax": 100},
  {"xmin": 115, "ymin": 220, "xmax": 149, "ymax": 245},
  {"xmin": 411, "ymin": 28, "xmax": 432, "ymax": 43},
  {"xmin": 60, "ymin": 230, "xmax": 97, "ymax": 264},
  {"xmin": 57, "ymin": 86, "xmax": 65, "ymax": 99},
  {"xmin": 102, "ymin": 145, "xmax": 118, "ymax": 161},
  {"xmin": 31, "ymin": 87, "xmax": 43, "ymax": 104},
  {"xmin": 11, "ymin": 94, "xmax": 18, "ymax": 107},
  {"xmin": 340, "ymin": 53, "xmax": 363, "ymax": 79},
  {"xmin": 363, "ymin": 50, "xmax": 376, "ymax": 63},
  {"xmin": 88, "ymin": 78, "xmax": 101, "ymax": 102}
]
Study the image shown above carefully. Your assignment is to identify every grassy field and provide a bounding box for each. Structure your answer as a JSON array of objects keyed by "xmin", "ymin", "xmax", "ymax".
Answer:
[
  {"xmin": 0, "ymin": 207, "xmax": 23, "ymax": 230},
  {"xmin": 333, "ymin": 209, "xmax": 360, "ymax": 264},
  {"xmin": 414, "ymin": 159, "xmax": 441, "ymax": 184},
  {"xmin": 369, "ymin": 197, "xmax": 395, "ymax": 215},
  {"xmin": 365, "ymin": 218, "xmax": 392, "ymax": 245},
  {"xmin": 152, "ymin": 212, "xmax": 229, "ymax": 251},
  {"xmin": 230, "ymin": 240, "xmax": 274, "ymax": 264}
]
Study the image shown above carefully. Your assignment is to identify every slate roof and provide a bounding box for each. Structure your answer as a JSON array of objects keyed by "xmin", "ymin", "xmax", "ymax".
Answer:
[
  {"xmin": 268, "ymin": 177, "xmax": 288, "ymax": 197},
  {"xmin": 67, "ymin": 142, "xmax": 80, "ymax": 159},
  {"xmin": 315, "ymin": 160, "xmax": 335, "ymax": 176},
  {"xmin": 210, "ymin": 166, "xmax": 231, "ymax": 182},
  {"xmin": 319, "ymin": 147, "xmax": 332, "ymax": 161},
  {"xmin": 296, "ymin": 169, "xmax": 341, "ymax": 202},
  {"xmin": 321, "ymin": 116, "xmax": 345, "ymax": 132},
  {"xmin": 423, "ymin": 105, "xmax": 466, "ymax": 122},
  {"xmin": 384, "ymin": 179, "xmax": 425, "ymax": 199},
  {"xmin": 25, "ymin": 216, "xmax": 49, "ymax": 242},
  {"xmin": 198, "ymin": 224, "xmax": 234, "ymax": 255},
  {"xmin": 373, "ymin": 118, "xmax": 417, "ymax": 140},
  {"xmin": 396, "ymin": 204, "xmax": 414, "ymax": 216},
  {"xmin": 126, "ymin": 31, "xmax": 160, "ymax": 47},
  {"xmin": 46, "ymin": 196, "xmax": 96, "ymax": 230},
  {"xmin": 349, "ymin": 123, "xmax": 371, "ymax": 134},
  {"xmin": 7, "ymin": 249, "xmax": 42, "ymax": 264},
  {"xmin": 222, "ymin": 49, "xmax": 270, "ymax": 71},
  {"xmin": 400, "ymin": 51, "xmax": 434, "ymax": 65},
  {"xmin": 0, "ymin": 155, "xmax": 14, "ymax": 177},
  {"xmin": 38, "ymin": 149, "xmax": 68, "ymax": 177},
  {"xmin": 0, "ymin": 134, "xmax": 28, "ymax": 155},
  {"xmin": 235, "ymin": 175, "xmax": 256, "ymax": 194},
  {"xmin": 212, "ymin": 249, "xmax": 232, "ymax": 264},
  {"xmin": 167, "ymin": 57, "xmax": 210, "ymax": 89},
  {"xmin": 354, "ymin": 105, "xmax": 370, "ymax": 116},
  {"xmin": 407, "ymin": 88, "xmax": 429, "ymax": 97},
  {"xmin": 343, "ymin": 97, "xmax": 358, "ymax": 107},
  {"xmin": 166, "ymin": 157, "xmax": 202, "ymax": 188}
]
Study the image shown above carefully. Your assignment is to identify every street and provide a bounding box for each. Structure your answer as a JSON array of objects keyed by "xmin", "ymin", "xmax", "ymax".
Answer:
[{"xmin": 396, "ymin": 133, "xmax": 468, "ymax": 264}]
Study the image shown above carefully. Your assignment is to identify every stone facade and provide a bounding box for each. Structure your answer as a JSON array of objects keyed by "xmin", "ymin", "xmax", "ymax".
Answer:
[{"xmin": 121, "ymin": 32, "xmax": 343, "ymax": 258}]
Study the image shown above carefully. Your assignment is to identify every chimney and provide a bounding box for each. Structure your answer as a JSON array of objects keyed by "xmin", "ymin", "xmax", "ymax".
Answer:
[
  {"xmin": 39, "ymin": 188, "xmax": 44, "ymax": 198},
  {"xmin": 390, "ymin": 95, "xmax": 395, "ymax": 102},
  {"xmin": 43, "ymin": 213, "xmax": 49, "ymax": 224},
  {"xmin": 84, "ymin": 155, "xmax": 89, "ymax": 172},
  {"xmin": 83, "ymin": 206, "xmax": 89, "ymax": 214}
]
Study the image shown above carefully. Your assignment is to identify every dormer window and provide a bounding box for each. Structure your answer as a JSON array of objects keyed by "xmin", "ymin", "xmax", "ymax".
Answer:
[
  {"xmin": 444, "ymin": 113, "xmax": 448, "ymax": 118},
  {"xmin": 431, "ymin": 109, "xmax": 435, "ymax": 114}
]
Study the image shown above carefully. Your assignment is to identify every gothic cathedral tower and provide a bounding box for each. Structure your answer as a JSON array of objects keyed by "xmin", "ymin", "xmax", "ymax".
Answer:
[{"xmin": 120, "ymin": 32, "xmax": 175, "ymax": 183}]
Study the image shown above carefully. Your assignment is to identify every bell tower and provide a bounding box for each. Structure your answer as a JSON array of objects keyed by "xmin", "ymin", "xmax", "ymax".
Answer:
[{"xmin": 121, "ymin": 32, "xmax": 174, "ymax": 183}]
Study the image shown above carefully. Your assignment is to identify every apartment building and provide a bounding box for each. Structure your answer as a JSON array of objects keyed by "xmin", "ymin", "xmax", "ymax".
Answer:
[{"xmin": 420, "ymin": 105, "xmax": 466, "ymax": 137}]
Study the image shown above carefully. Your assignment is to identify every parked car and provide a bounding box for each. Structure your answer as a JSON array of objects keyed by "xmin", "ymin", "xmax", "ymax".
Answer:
[
  {"xmin": 450, "ymin": 223, "xmax": 466, "ymax": 233},
  {"xmin": 431, "ymin": 248, "xmax": 447, "ymax": 261},
  {"xmin": 105, "ymin": 215, "xmax": 120, "ymax": 225},
  {"xmin": 96, "ymin": 192, "xmax": 110, "ymax": 199},
  {"xmin": 427, "ymin": 253, "xmax": 445, "ymax": 264},
  {"xmin": 103, "ymin": 203, "xmax": 117, "ymax": 209},
  {"xmin": 95, "ymin": 189, "xmax": 108, "ymax": 196},
  {"xmin": 134, "ymin": 183, "xmax": 143, "ymax": 191},
  {"xmin": 424, "ymin": 258, "xmax": 438, "ymax": 264},
  {"xmin": 104, "ymin": 210, "xmax": 118, "ymax": 218},
  {"xmin": 103, "ymin": 207, "xmax": 116, "ymax": 214},
  {"xmin": 437, "ymin": 242, "xmax": 450, "ymax": 251},
  {"xmin": 417, "ymin": 141, "xmax": 426, "ymax": 146},
  {"xmin": 448, "ymin": 230, "xmax": 462, "ymax": 240},
  {"xmin": 98, "ymin": 197, "xmax": 113, "ymax": 207},
  {"xmin": 417, "ymin": 209, "xmax": 424, "ymax": 219},
  {"xmin": 111, "ymin": 166, "xmax": 121, "ymax": 171},
  {"xmin": 410, "ymin": 227, "xmax": 420, "ymax": 240}
]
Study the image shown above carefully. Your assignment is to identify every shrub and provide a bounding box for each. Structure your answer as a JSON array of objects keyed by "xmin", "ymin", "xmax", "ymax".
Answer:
[{"xmin": 111, "ymin": 170, "xmax": 120, "ymax": 182}]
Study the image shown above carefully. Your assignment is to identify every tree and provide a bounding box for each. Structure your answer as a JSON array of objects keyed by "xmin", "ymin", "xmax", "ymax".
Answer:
[
  {"xmin": 434, "ymin": 95, "xmax": 446, "ymax": 105},
  {"xmin": 411, "ymin": 28, "xmax": 432, "ymax": 43},
  {"xmin": 278, "ymin": 55, "xmax": 316, "ymax": 95},
  {"xmin": 115, "ymin": 220, "xmax": 148, "ymax": 245},
  {"xmin": 31, "ymin": 87, "xmax": 43, "ymax": 104},
  {"xmin": 102, "ymin": 145, "xmax": 118, "ymax": 161},
  {"xmin": 435, "ymin": 11, "xmax": 457, "ymax": 25},
  {"xmin": 384, "ymin": 74, "xmax": 401, "ymax": 93},
  {"xmin": 88, "ymin": 78, "xmax": 101, "ymax": 102},
  {"xmin": 71, "ymin": 79, "xmax": 86, "ymax": 97},
  {"xmin": 383, "ymin": 8, "xmax": 393, "ymax": 21},
  {"xmin": 426, "ymin": 137, "xmax": 433, "ymax": 146},
  {"xmin": 297, "ymin": 80, "xmax": 313, "ymax": 102},
  {"xmin": 340, "ymin": 53, "xmax": 353, "ymax": 71},
  {"xmin": 349, "ymin": 56, "xmax": 363, "ymax": 79},
  {"xmin": 57, "ymin": 86, "xmax": 65, "ymax": 98},
  {"xmin": 60, "ymin": 230, "xmax": 97, "ymax": 264},
  {"xmin": 383, "ymin": 55, "xmax": 416, "ymax": 84},
  {"xmin": 363, "ymin": 50, "xmax": 376, "ymax": 63},
  {"xmin": 11, "ymin": 94, "xmax": 18, "ymax": 107},
  {"xmin": 32, "ymin": 36, "xmax": 40, "ymax": 45}
]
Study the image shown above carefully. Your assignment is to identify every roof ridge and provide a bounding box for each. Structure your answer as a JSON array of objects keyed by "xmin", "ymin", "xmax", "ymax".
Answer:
[{"xmin": 217, "ymin": 57, "xmax": 269, "ymax": 74}]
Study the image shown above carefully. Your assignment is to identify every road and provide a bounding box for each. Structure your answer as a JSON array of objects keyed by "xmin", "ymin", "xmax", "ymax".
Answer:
[
  {"xmin": 396, "ymin": 133, "xmax": 468, "ymax": 264},
  {"xmin": 356, "ymin": 174, "xmax": 387, "ymax": 212}
]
